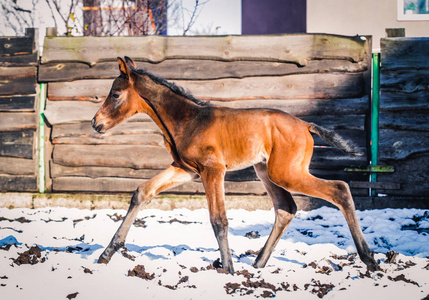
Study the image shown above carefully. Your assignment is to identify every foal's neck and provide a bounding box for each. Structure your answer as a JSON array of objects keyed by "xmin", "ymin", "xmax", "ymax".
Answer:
[{"xmin": 136, "ymin": 74, "xmax": 202, "ymax": 139}]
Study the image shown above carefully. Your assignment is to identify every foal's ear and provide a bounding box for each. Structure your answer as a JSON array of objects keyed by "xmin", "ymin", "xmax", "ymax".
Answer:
[
  {"xmin": 117, "ymin": 57, "xmax": 131, "ymax": 80},
  {"xmin": 124, "ymin": 56, "xmax": 137, "ymax": 69}
]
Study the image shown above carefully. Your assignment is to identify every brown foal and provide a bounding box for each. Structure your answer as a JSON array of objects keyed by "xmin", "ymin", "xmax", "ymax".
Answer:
[{"xmin": 92, "ymin": 57, "xmax": 379, "ymax": 274}]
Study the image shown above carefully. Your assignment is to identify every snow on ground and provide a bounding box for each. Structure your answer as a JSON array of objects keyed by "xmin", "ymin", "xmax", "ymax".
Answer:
[{"xmin": 0, "ymin": 206, "xmax": 428, "ymax": 299}]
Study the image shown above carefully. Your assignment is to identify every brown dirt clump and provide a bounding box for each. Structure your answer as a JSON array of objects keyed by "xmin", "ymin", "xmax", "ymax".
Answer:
[
  {"xmin": 127, "ymin": 265, "xmax": 155, "ymax": 280},
  {"xmin": 13, "ymin": 246, "xmax": 45, "ymax": 265}
]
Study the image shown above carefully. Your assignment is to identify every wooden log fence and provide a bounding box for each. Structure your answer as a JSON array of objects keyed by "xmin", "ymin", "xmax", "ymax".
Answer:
[
  {"xmin": 39, "ymin": 33, "xmax": 372, "ymax": 196},
  {"xmin": 0, "ymin": 29, "xmax": 39, "ymax": 192}
]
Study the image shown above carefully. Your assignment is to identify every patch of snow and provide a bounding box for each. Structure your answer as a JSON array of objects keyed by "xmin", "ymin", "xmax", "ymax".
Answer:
[{"xmin": 0, "ymin": 206, "xmax": 428, "ymax": 299}]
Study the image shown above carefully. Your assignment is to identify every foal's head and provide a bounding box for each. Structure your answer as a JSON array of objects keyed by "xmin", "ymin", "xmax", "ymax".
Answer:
[{"xmin": 92, "ymin": 57, "xmax": 145, "ymax": 134}]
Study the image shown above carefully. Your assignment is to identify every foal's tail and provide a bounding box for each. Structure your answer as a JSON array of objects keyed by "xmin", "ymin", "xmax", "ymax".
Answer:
[{"xmin": 308, "ymin": 123, "xmax": 364, "ymax": 156}]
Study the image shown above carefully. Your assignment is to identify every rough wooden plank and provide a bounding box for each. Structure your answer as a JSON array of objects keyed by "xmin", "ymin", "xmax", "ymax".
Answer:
[
  {"xmin": 0, "ymin": 95, "xmax": 35, "ymax": 112},
  {"xmin": 0, "ymin": 66, "xmax": 36, "ymax": 78},
  {"xmin": 349, "ymin": 181, "xmax": 401, "ymax": 189},
  {"xmin": 380, "ymin": 111, "xmax": 429, "ymax": 131},
  {"xmin": 42, "ymin": 34, "xmax": 369, "ymax": 65},
  {"xmin": 43, "ymin": 100, "xmax": 150, "ymax": 125},
  {"xmin": 0, "ymin": 112, "xmax": 37, "ymax": 131},
  {"xmin": 380, "ymin": 91, "xmax": 429, "ymax": 111},
  {"xmin": 378, "ymin": 152, "xmax": 429, "ymax": 196},
  {"xmin": 53, "ymin": 133, "xmax": 164, "ymax": 146},
  {"xmin": 52, "ymin": 121, "xmax": 159, "ymax": 138},
  {"xmin": 51, "ymin": 121, "xmax": 162, "ymax": 145},
  {"xmin": 52, "ymin": 176, "xmax": 266, "ymax": 195},
  {"xmin": 381, "ymin": 38, "xmax": 429, "ymax": 70},
  {"xmin": 0, "ymin": 53, "xmax": 38, "ymax": 67},
  {"xmin": 381, "ymin": 69, "xmax": 429, "ymax": 93},
  {"xmin": 0, "ymin": 130, "xmax": 34, "ymax": 159},
  {"xmin": 0, "ymin": 157, "xmax": 35, "ymax": 175},
  {"xmin": 38, "ymin": 59, "xmax": 368, "ymax": 82},
  {"xmin": 0, "ymin": 36, "xmax": 34, "ymax": 57},
  {"xmin": 212, "ymin": 97, "xmax": 369, "ymax": 116},
  {"xmin": 0, "ymin": 76, "xmax": 36, "ymax": 96},
  {"xmin": 43, "ymin": 97, "xmax": 368, "ymax": 126},
  {"xmin": 53, "ymin": 144, "xmax": 172, "ymax": 169},
  {"xmin": 47, "ymin": 73, "xmax": 365, "ymax": 101},
  {"xmin": 0, "ymin": 175, "xmax": 37, "ymax": 192},
  {"xmin": 50, "ymin": 162, "xmax": 163, "ymax": 179},
  {"xmin": 379, "ymin": 129, "xmax": 429, "ymax": 160}
]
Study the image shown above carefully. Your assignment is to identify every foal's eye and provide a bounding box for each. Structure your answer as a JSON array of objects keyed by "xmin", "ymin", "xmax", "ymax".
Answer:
[{"xmin": 112, "ymin": 93, "xmax": 120, "ymax": 99}]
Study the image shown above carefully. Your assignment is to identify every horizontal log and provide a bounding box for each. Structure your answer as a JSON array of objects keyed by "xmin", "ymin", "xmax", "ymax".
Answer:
[
  {"xmin": 51, "ymin": 118, "xmax": 365, "ymax": 147},
  {"xmin": 38, "ymin": 59, "xmax": 368, "ymax": 82},
  {"xmin": 380, "ymin": 111, "xmax": 429, "ymax": 131},
  {"xmin": 378, "ymin": 152, "xmax": 429, "ymax": 196},
  {"xmin": 52, "ymin": 176, "xmax": 266, "ymax": 195},
  {"xmin": 0, "ymin": 156, "xmax": 36, "ymax": 175},
  {"xmin": 52, "ymin": 142, "xmax": 366, "ymax": 174},
  {"xmin": 0, "ymin": 130, "xmax": 34, "ymax": 159},
  {"xmin": 381, "ymin": 38, "xmax": 429, "ymax": 70},
  {"xmin": 43, "ymin": 97, "xmax": 368, "ymax": 126},
  {"xmin": 0, "ymin": 66, "xmax": 36, "ymax": 79},
  {"xmin": 53, "ymin": 133, "xmax": 164, "ymax": 146},
  {"xmin": 50, "ymin": 162, "xmax": 259, "ymax": 182},
  {"xmin": 42, "ymin": 34, "xmax": 369, "ymax": 65},
  {"xmin": 0, "ymin": 175, "xmax": 37, "ymax": 192},
  {"xmin": 0, "ymin": 53, "xmax": 38, "ymax": 67},
  {"xmin": 212, "ymin": 96, "xmax": 369, "ymax": 116},
  {"xmin": 379, "ymin": 129, "xmax": 429, "ymax": 160},
  {"xmin": 0, "ymin": 36, "xmax": 34, "ymax": 57},
  {"xmin": 0, "ymin": 112, "xmax": 37, "ymax": 131},
  {"xmin": 0, "ymin": 76, "xmax": 36, "ymax": 96},
  {"xmin": 349, "ymin": 181, "xmax": 400, "ymax": 190},
  {"xmin": 380, "ymin": 91, "xmax": 429, "ymax": 111},
  {"xmin": 53, "ymin": 144, "xmax": 172, "ymax": 169},
  {"xmin": 0, "ymin": 95, "xmax": 35, "ymax": 112},
  {"xmin": 50, "ymin": 162, "xmax": 163, "ymax": 179},
  {"xmin": 47, "ymin": 73, "xmax": 366, "ymax": 101},
  {"xmin": 44, "ymin": 101, "xmax": 150, "ymax": 125},
  {"xmin": 381, "ymin": 69, "xmax": 429, "ymax": 93},
  {"xmin": 51, "ymin": 121, "xmax": 162, "ymax": 146},
  {"xmin": 50, "ymin": 161, "xmax": 367, "ymax": 186}
]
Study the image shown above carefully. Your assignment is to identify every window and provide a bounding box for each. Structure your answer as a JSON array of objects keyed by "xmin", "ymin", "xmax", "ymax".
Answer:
[{"xmin": 398, "ymin": 0, "xmax": 429, "ymax": 20}]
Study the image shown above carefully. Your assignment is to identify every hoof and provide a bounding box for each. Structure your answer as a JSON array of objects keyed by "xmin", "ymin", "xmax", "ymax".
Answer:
[
  {"xmin": 363, "ymin": 256, "xmax": 381, "ymax": 272},
  {"xmin": 97, "ymin": 256, "xmax": 110, "ymax": 264}
]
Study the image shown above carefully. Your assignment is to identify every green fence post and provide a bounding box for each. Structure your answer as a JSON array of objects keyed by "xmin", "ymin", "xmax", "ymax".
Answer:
[
  {"xmin": 38, "ymin": 83, "xmax": 46, "ymax": 193},
  {"xmin": 370, "ymin": 53, "xmax": 380, "ymax": 196}
]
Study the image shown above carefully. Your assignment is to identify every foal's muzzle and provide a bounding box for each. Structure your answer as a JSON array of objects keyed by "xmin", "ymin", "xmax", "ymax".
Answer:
[{"xmin": 91, "ymin": 117, "xmax": 105, "ymax": 134}]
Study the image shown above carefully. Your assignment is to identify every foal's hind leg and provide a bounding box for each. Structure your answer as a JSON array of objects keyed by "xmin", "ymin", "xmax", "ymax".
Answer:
[
  {"xmin": 269, "ymin": 167, "xmax": 379, "ymax": 271},
  {"xmin": 98, "ymin": 164, "xmax": 197, "ymax": 264},
  {"xmin": 252, "ymin": 163, "xmax": 297, "ymax": 269}
]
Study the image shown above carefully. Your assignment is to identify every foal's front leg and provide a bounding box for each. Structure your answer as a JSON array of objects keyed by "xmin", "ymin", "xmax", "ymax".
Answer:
[
  {"xmin": 98, "ymin": 164, "xmax": 197, "ymax": 264},
  {"xmin": 200, "ymin": 167, "xmax": 234, "ymax": 274}
]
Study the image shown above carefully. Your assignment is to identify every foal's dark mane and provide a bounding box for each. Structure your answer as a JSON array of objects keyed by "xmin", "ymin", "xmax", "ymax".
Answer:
[{"xmin": 133, "ymin": 68, "xmax": 210, "ymax": 107}]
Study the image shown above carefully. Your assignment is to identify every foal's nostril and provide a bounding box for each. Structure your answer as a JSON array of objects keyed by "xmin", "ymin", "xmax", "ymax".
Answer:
[{"xmin": 91, "ymin": 117, "xmax": 104, "ymax": 133}]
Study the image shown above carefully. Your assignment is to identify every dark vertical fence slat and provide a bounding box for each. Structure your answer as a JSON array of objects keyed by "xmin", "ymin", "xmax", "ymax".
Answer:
[{"xmin": 379, "ymin": 37, "xmax": 429, "ymax": 197}]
